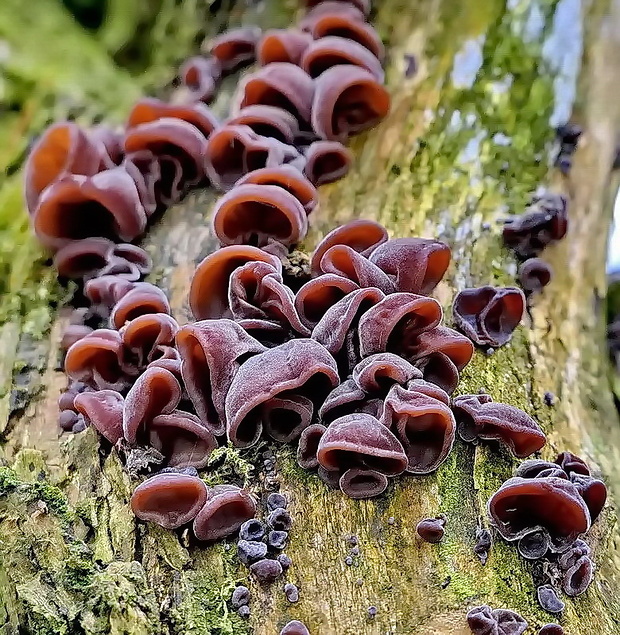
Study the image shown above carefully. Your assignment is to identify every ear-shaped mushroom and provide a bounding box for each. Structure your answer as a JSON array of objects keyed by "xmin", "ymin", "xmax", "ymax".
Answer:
[
  {"xmin": 562, "ymin": 554, "xmax": 594, "ymax": 596},
  {"xmin": 233, "ymin": 63, "xmax": 315, "ymax": 124},
  {"xmin": 311, "ymin": 219, "xmax": 388, "ymax": 276},
  {"xmin": 518, "ymin": 258, "xmax": 552, "ymax": 294},
  {"xmin": 416, "ymin": 516, "xmax": 446, "ymax": 543},
  {"xmin": 487, "ymin": 476, "xmax": 590, "ymax": 551},
  {"xmin": 24, "ymin": 121, "xmax": 107, "ymax": 214},
  {"xmin": 110, "ymin": 282, "xmax": 171, "ymax": 329},
  {"xmin": 297, "ymin": 423, "xmax": 326, "ymax": 469},
  {"xmin": 127, "ymin": 97, "xmax": 219, "ymax": 139},
  {"xmin": 235, "ymin": 166, "xmax": 318, "ymax": 214},
  {"xmin": 212, "ymin": 183, "xmax": 308, "ymax": 249},
  {"xmin": 352, "ymin": 353, "xmax": 422, "ymax": 392},
  {"xmin": 257, "ymin": 29, "xmax": 313, "ymax": 66},
  {"xmin": 466, "ymin": 605, "xmax": 528, "ymax": 635},
  {"xmin": 131, "ymin": 472, "xmax": 208, "ymax": 529},
  {"xmin": 206, "ymin": 27, "xmax": 261, "ymax": 72},
  {"xmin": 319, "ymin": 378, "xmax": 370, "ymax": 423},
  {"xmin": 405, "ymin": 326, "xmax": 474, "ymax": 372},
  {"xmin": 295, "ymin": 275, "xmax": 360, "ymax": 330},
  {"xmin": 99, "ymin": 244, "xmax": 152, "ymax": 281},
  {"xmin": 301, "ymin": 36, "xmax": 384, "ymax": 81},
  {"xmin": 381, "ymin": 383, "xmax": 455, "ymax": 473},
  {"xmin": 179, "ymin": 56, "xmax": 222, "ymax": 103},
  {"xmin": 193, "ymin": 485, "xmax": 257, "ymax": 541},
  {"xmin": 226, "ymin": 105, "xmax": 300, "ymax": 145},
  {"xmin": 53, "ymin": 237, "xmax": 113, "ymax": 279},
  {"xmin": 33, "ymin": 169, "xmax": 147, "ymax": 249},
  {"xmin": 357, "ymin": 293, "xmax": 443, "ymax": 357},
  {"xmin": 176, "ymin": 319, "xmax": 266, "ymax": 436},
  {"xmin": 84, "ymin": 275, "xmax": 136, "ymax": 313},
  {"xmin": 514, "ymin": 459, "xmax": 567, "ymax": 480},
  {"xmin": 280, "ymin": 620, "xmax": 310, "ymax": 635},
  {"xmin": 317, "ymin": 412, "xmax": 408, "ymax": 478},
  {"xmin": 190, "ymin": 245, "xmax": 282, "ymax": 320},
  {"xmin": 339, "ymin": 468, "xmax": 388, "ymax": 498},
  {"xmin": 74, "ymin": 389, "xmax": 124, "ymax": 443},
  {"xmin": 539, "ymin": 626, "xmax": 564, "ymax": 635},
  {"xmin": 262, "ymin": 394, "xmax": 315, "ymax": 443},
  {"xmin": 570, "ymin": 473, "xmax": 607, "ymax": 523},
  {"xmin": 555, "ymin": 451, "xmax": 590, "ymax": 476},
  {"xmin": 65, "ymin": 329, "xmax": 129, "ymax": 390},
  {"xmin": 226, "ymin": 338, "xmax": 339, "ymax": 447},
  {"xmin": 452, "ymin": 394, "xmax": 546, "ymax": 457},
  {"xmin": 311, "ymin": 65, "xmax": 390, "ymax": 141},
  {"xmin": 368, "ymin": 237, "xmax": 451, "ymax": 295},
  {"xmin": 453, "ymin": 286, "xmax": 525, "ymax": 348},
  {"xmin": 123, "ymin": 366, "xmax": 182, "ymax": 443},
  {"xmin": 303, "ymin": 140, "xmax": 353, "ymax": 186},
  {"xmin": 120, "ymin": 313, "xmax": 179, "ymax": 370},
  {"xmin": 148, "ymin": 411, "xmax": 218, "ymax": 469}
]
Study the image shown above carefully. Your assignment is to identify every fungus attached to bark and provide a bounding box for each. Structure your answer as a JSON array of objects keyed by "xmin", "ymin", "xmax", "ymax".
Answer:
[
  {"xmin": 453, "ymin": 286, "xmax": 525, "ymax": 347},
  {"xmin": 570, "ymin": 473, "xmax": 607, "ymax": 523},
  {"xmin": 555, "ymin": 451, "xmax": 590, "ymax": 476},
  {"xmin": 518, "ymin": 258, "xmax": 553, "ymax": 295},
  {"xmin": 120, "ymin": 313, "xmax": 179, "ymax": 371},
  {"xmin": 179, "ymin": 56, "xmax": 222, "ymax": 103},
  {"xmin": 311, "ymin": 65, "xmax": 390, "ymax": 141},
  {"xmin": 193, "ymin": 485, "xmax": 256, "ymax": 541},
  {"xmin": 130, "ymin": 472, "xmax": 208, "ymax": 529},
  {"xmin": 538, "ymin": 626, "xmax": 564, "ymax": 635},
  {"xmin": 536, "ymin": 585, "xmax": 565, "ymax": 613},
  {"xmin": 280, "ymin": 620, "xmax": 310, "ymax": 635},
  {"xmin": 250, "ymin": 558, "xmax": 283, "ymax": 584},
  {"xmin": 562, "ymin": 554, "xmax": 594, "ymax": 596},
  {"xmin": 207, "ymin": 27, "xmax": 261, "ymax": 72},
  {"xmin": 74, "ymin": 389, "xmax": 124, "ymax": 443},
  {"xmin": 339, "ymin": 468, "xmax": 389, "ymax": 498},
  {"xmin": 466, "ymin": 605, "xmax": 527, "ymax": 635},
  {"xmin": 517, "ymin": 529, "xmax": 550, "ymax": 559},
  {"xmin": 110, "ymin": 282, "xmax": 171, "ymax": 329},
  {"xmin": 226, "ymin": 105, "xmax": 300, "ymax": 145},
  {"xmin": 303, "ymin": 140, "xmax": 353, "ymax": 186},
  {"xmin": 257, "ymin": 29, "xmax": 313, "ymax": 66},
  {"xmin": 297, "ymin": 423, "xmax": 326, "ymax": 469},
  {"xmin": 416, "ymin": 516, "xmax": 446, "ymax": 543},
  {"xmin": 474, "ymin": 528, "xmax": 492, "ymax": 565},
  {"xmin": 305, "ymin": 0, "xmax": 370, "ymax": 16}
]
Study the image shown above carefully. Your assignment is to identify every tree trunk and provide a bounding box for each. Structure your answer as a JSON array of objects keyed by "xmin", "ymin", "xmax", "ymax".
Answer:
[{"xmin": 1, "ymin": 0, "xmax": 620, "ymax": 633}]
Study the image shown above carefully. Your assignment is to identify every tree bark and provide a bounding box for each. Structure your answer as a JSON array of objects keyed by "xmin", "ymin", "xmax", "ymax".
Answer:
[{"xmin": 1, "ymin": 0, "xmax": 620, "ymax": 634}]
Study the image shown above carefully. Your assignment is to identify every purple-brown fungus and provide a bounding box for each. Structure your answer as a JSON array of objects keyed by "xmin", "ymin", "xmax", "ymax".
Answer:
[
  {"xmin": 416, "ymin": 516, "xmax": 446, "ymax": 543},
  {"xmin": 537, "ymin": 584, "xmax": 565, "ymax": 613},
  {"xmin": 280, "ymin": 619, "xmax": 310, "ymax": 635},
  {"xmin": 466, "ymin": 605, "xmax": 527, "ymax": 635},
  {"xmin": 518, "ymin": 258, "xmax": 553, "ymax": 295},
  {"xmin": 193, "ymin": 485, "xmax": 256, "ymax": 541}
]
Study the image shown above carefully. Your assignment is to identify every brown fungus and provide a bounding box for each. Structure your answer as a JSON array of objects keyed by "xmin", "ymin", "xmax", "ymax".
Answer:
[
  {"xmin": 452, "ymin": 394, "xmax": 546, "ymax": 458},
  {"xmin": 110, "ymin": 282, "xmax": 170, "ymax": 329},
  {"xmin": 295, "ymin": 274, "xmax": 359, "ymax": 330},
  {"xmin": 120, "ymin": 313, "xmax": 179, "ymax": 371},
  {"xmin": 538, "ymin": 626, "xmax": 564, "ymax": 635},
  {"xmin": 405, "ymin": 326, "xmax": 474, "ymax": 374},
  {"xmin": 179, "ymin": 56, "xmax": 222, "ymax": 103},
  {"xmin": 453, "ymin": 286, "xmax": 525, "ymax": 348},
  {"xmin": 280, "ymin": 620, "xmax": 310, "ymax": 635},
  {"xmin": 339, "ymin": 468, "xmax": 388, "ymax": 498},
  {"xmin": 555, "ymin": 450, "xmax": 590, "ymax": 476},
  {"xmin": 226, "ymin": 105, "xmax": 300, "ymax": 145},
  {"xmin": 518, "ymin": 258, "xmax": 553, "ymax": 295},
  {"xmin": 466, "ymin": 605, "xmax": 527, "ymax": 635},
  {"xmin": 297, "ymin": 423, "xmax": 327, "ymax": 469},
  {"xmin": 570, "ymin": 473, "xmax": 607, "ymax": 523},
  {"xmin": 257, "ymin": 29, "xmax": 313, "ymax": 66},
  {"xmin": 311, "ymin": 65, "xmax": 390, "ymax": 141},
  {"xmin": 488, "ymin": 476, "xmax": 590, "ymax": 552},
  {"xmin": 177, "ymin": 319, "xmax": 266, "ymax": 436},
  {"xmin": 131, "ymin": 472, "xmax": 208, "ymax": 529},
  {"xmin": 193, "ymin": 485, "xmax": 256, "ymax": 541},
  {"xmin": 84, "ymin": 275, "xmax": 136, "ymax": 314},
  {"xmin": 303, "ymin": 140, "xmax": 353, "ymax": 186},
  {"xmin": 562, "ymin": 554, "xmax": 594, "ymax": 596},
  {"xmin": 416, "ymin": 516, "xmax": 446, "ymax": 543},
  {"xmin": 211, "ymin": 183, "xmax": 308, "ymax": 249},
  {"xmin": 206, "ymin": 27, "xmax": 261, "ymax": 72},
  {"xmin": 301, "ymin": 36, "xmax": 384, "ymax": 81},
  {"xmin": 74, "ymin": 389, "xmax": 124, "ymax": 444},
  {"xmin": 225, "ymin": 338, "xmax": 339, "ymax": 447}
]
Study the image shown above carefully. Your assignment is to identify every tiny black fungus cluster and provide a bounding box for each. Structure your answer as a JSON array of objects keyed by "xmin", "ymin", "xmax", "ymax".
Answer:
[{"xmin": 554, "ymin": 123, "xmax": 582, "ymax": 175}]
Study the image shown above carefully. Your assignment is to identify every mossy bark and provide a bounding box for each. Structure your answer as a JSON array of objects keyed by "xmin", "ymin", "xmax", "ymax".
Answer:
[{"xmin": 1, "ymin": 0, "xmax": 620, "ymax": 633}]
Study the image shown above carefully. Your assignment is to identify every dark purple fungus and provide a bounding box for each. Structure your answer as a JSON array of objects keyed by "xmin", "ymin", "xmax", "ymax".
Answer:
[
  {"xmin": 110, "ymin": 282, "xmax": 171, "ymax": 329},
  {"xmin": 120, "ymin": 313, "xmax": 179, "ymax": 371},
  {"xmin": 179, "ymin": 56, "xmax": 221, "ymax": 103},
  {"xmin": 474, "ymin": 528, "xmax": 492, "ymax": 565},
  {"xmin": 226, "ymin": 105, "xmax": 300, "ymax": 145},
  {"xmin": 558, "ymin": 539, "xmax": 591, "ymax": 571},
  {"xmin": 257, "ymin": 29, "xmax": 313, "ymax": 66},
  {"xmin": 240, "ymin": 518, "xmax": 265, "ymax": 542},
  {"xmin": 452, "ymin": 394, "xmax": 546, "ymax": 457},
  {"xmin": 207, "ymin": 27, "xmax": 261, "ymax": 72},
  {"xmin": 488, "ymin": 476, "xmax": 590, "ymax": 552},
  {"xmin": 250, "ymin": 558, "xmax": 283, "ymax": 584},
  {"xmin": 518, "ymin": 258, "xmax": 553, "ymax": 295},
  {"xmin": 237, "ymin": 539, "xmax": 268, "ymax": 565},
  {"xmin": 416, "ymin": 516, "xmax": 446, "ymax": 543},
  {"xmin": 268, "ymin": 508, "xmax": 292, "ymax": 531},
  {"xmin": 280, "ymin": 619, "xmax": 310, "ymax": 635},
  {"xmin": 517, "ymin": 529, "xmax": 550, "ymax": 559},
  {"xmin": 570, "ymin": 473, "xmax": 607, "ymax": 522},
  {"xmin": 267, "ymin": 492, "xmax": 287, "ymax": 510},
  {"xmin": 238, "ymin": 605, "xmax": 251, "ymax": 618},
  {"xmin": 225, "ymin": 338, "xmax": 339, "ymax": 447},
  {"xmin": 453, "ymin": 286, "xmax": 525, "ymax": 347},
  {"xmin": 303, "ymin": 140, "xmax": 353, "ymax": 186},
  {"xmin": 176, "ymin": 319, "xmax": 266, "ymax": 436},
  {"xmin": 562, "ymin": 554, "xmax": 594, "ymax": 596},
  {"xmin": 538, "ymin": 625, "xmax": 564, "ymax": 635},
  {"xmin": 311, "ymin": 65, "xmax": 390, "ymax": 141},
  {"xmin": 231, "ymin": 585, "xmax": 250, "ymax": 608},
  {"xmin": 317, "ymin": 412, "xmax": 408, "ymax": 481},
  {"xmin": 555, "ymin": 451, "xmax": 590, "ymax": 476},
  {"xmin": 339, "ymin": 468, "xmax": 388, "ymax": 498},
  {"xmin": 537, "ymin": 585, "xmax": 565, "ymax": 613},
  {"xmin": 130, "ymin": 473, "xmax": 208, "ymax": 529},
  {"xmin": 284, "ymin": 582, "xmax": 300, "ymax": 603},
  {"xmin": 193, "ymin": 485, "xmax": 256, "ymax": 541},
  {"xmin": 297, "ymin": 424, "xmax": 326, "ymax": 469},
  {"xmin": 74, "ymin": 389, "xmax": 124, "ymax": 443},
  {"xmin": 277, "ymin": 553, "xmax": 292, "ymax": 570},
  {"xmin": 466, "ymin": 605, "xmax": 528, "ymax": 635},
  {"xmin": 514, "ymin": 459, "xmax": 567, "ymax": 480},
  {"xmin": 268, "ymin": 530, "xmax": 288, "ymax": 550}
]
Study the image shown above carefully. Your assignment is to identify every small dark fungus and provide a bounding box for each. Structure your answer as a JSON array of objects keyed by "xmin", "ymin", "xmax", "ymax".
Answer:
[
  {"xmin": 234, "ymin": 63, "xmax": 315, "ymax": 124},
  {"xmin": 311, "ymin": 65, "xmax": 390, "ymax": 141},
  {"xmin": 179, "ymin": 56, "xmax": 222, "ymax": 103},
  {"xmin": 130, "ymin": 472, "xmax": 208, "ymax": 529},
  {"xmin": 211, "ymin": 183, "xmax": 308, "ymax": 249},
  {"xmin": 226, "ymin": 105, "xmax": 300, "ymax": 145},
  {"xmin": 277, "ymin": 553, "xmax": 292, "ymax": 570},
  {"xmin": 537, "ymin": 585, "xmax": 565, "ymax": 613},
  {"xmin": 268, "ymin": 530, "xmax": 288, "ymax": 550},
  {"xmin": 517, "ymin": 529, "xmax": 550, "ymax": 559},
  {"xmin": 416, "ymin": 516, "xmax": 446, "ymax": 543},
  {"xmin": 267, "ymin": 492, "xmax": 288, "ymax": 510},
  {"xmin": 558, "ymin": 538, "xmax": 591, "ymax": 571},
  {"xmin": 59, "ymin": 409, "xmax": 82, "ymax": 432},
  {"xmin": 487, "ymin": 476, "xmax": 590, "ymax": 550},
  {"xmin": 317, "ymin": 412, "xmax": 408, "ymax": 477},
  {"xmin": 250, "ymin": 557, "xmax": 283, "ymax": 584},
  {"xmin": 268, "ymin": 508, "xmax": 293, "ymax": 531},
  {"xmin": 207, "ymin": 27, "xmax": 261, "ymax": 72},
  {"xmin": 339, "ymin": 468, "xmax": 388, "ymax": 498},
  {"xmin": 33, "ymin": 169, "xmax": 147, "ymax": 249},
  {"xmin": 518, "ymin": 258, "xmax": 553, "ymax": 295},
  {"xmin": 514, "ymin": 459, "xmax": 567, "ymax": 480},
  {"xmin": 238, "ymin": 605, "xmax": 251, "ymax": 618},
  {"xmin": 466, "ymin": 605, "xmax": 527, "ymax": 635},
  {"xmin": 452, "ymin": 394, "xmax": 546, "ymax": 457},
  {"xmin": 352, "ymin": 353, "xmax": 421, "ymax": 393},
  {"xmin": 474, "ymin": 528, "xmax": 492, "ymax": 565},
  {"xmin": 237, "ymin": 539, "xmax": 268, "ymax": 565},
  {"xmin": 240, "ymin": 518, "xmax": 266, "ymax": 542},
  {"xmin": 177, "ymin": 319, "xmax": 266, "ymax": 435},
  {"xmin": 303, "ymin": 140, "xmax": 353, "ymax": 186},
  {"xmin": 412, "ymin": 352, "xmax": 460, "ymax": 394},
  {"xmin": 53, "ymin": 237, "xmax": 112, "ymax": 279},
  {"xmin": 189, "ymin": 244, "xmax": 281, "ymax": 320},
  {"xmin": 301, "ymin": 36, "xmax": 384, "ymax": 81},
  {"xmin": 123, "ymin": 366, "xmax": 182, "ymax": 443},
  {"xmin": 555, "ymin": 451, "xmax": 590, "ymax": 476},
  {"xmin": 453, "ymin": 286, "xmax": 525, "ymax": 348},
  {"xmin": 280, "ymin": 619, "xmax": 310, "ymax": 635},
  {"xmin": 231, "ymin": 585, "xmax": 250, "ymax": 608},
  {"xmin": 74, "ymin": 389, "xmax": 124, "ymax": 443},
  {"xmin": 570, "ymin": 473, "xmax": 607, "ymax": 523},
  {"xmin": 193, "ymin": 485, "xmax": 256, "ymax": 541},
  {"xmin": 297, "ymin": 423, "xmax": 326, "ymax": 469},
  {"xmin": 257, "ymin": 29, "xmax": 313, "ymax": 66},
  {"xmin": 538, "ymin": 625, "xmax": 564, "ymax": 635},
  {"xmin": 562, "ymin": 554, "xmax": 594, "ymax": 596},
  {"xmin": 110, "ymin": 282, "xmax": 171, "ymax": 329},
  {"xmin": 317, "ymin": 465, "xmax": 342, "ymax": 489},
  {"xmin": 225, "ymin": 338, "xmax": 339, "ymax": 447},
  {"xmin": 284, "ymin": 582, "xmax": 299, "ymax": 603}
]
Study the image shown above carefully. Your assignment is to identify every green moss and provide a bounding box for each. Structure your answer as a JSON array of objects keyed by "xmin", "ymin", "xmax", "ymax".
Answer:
[
  {"xmin": 29, "ymin": 482, "xmax": 74, "ymax": 524},
  {"xmin": 0, "ymin": 467, "xmax": 20, "ymax": 496},
  {"xmin": 62, "ymin": 554, "xmax": 95, "ymax": 592}
]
